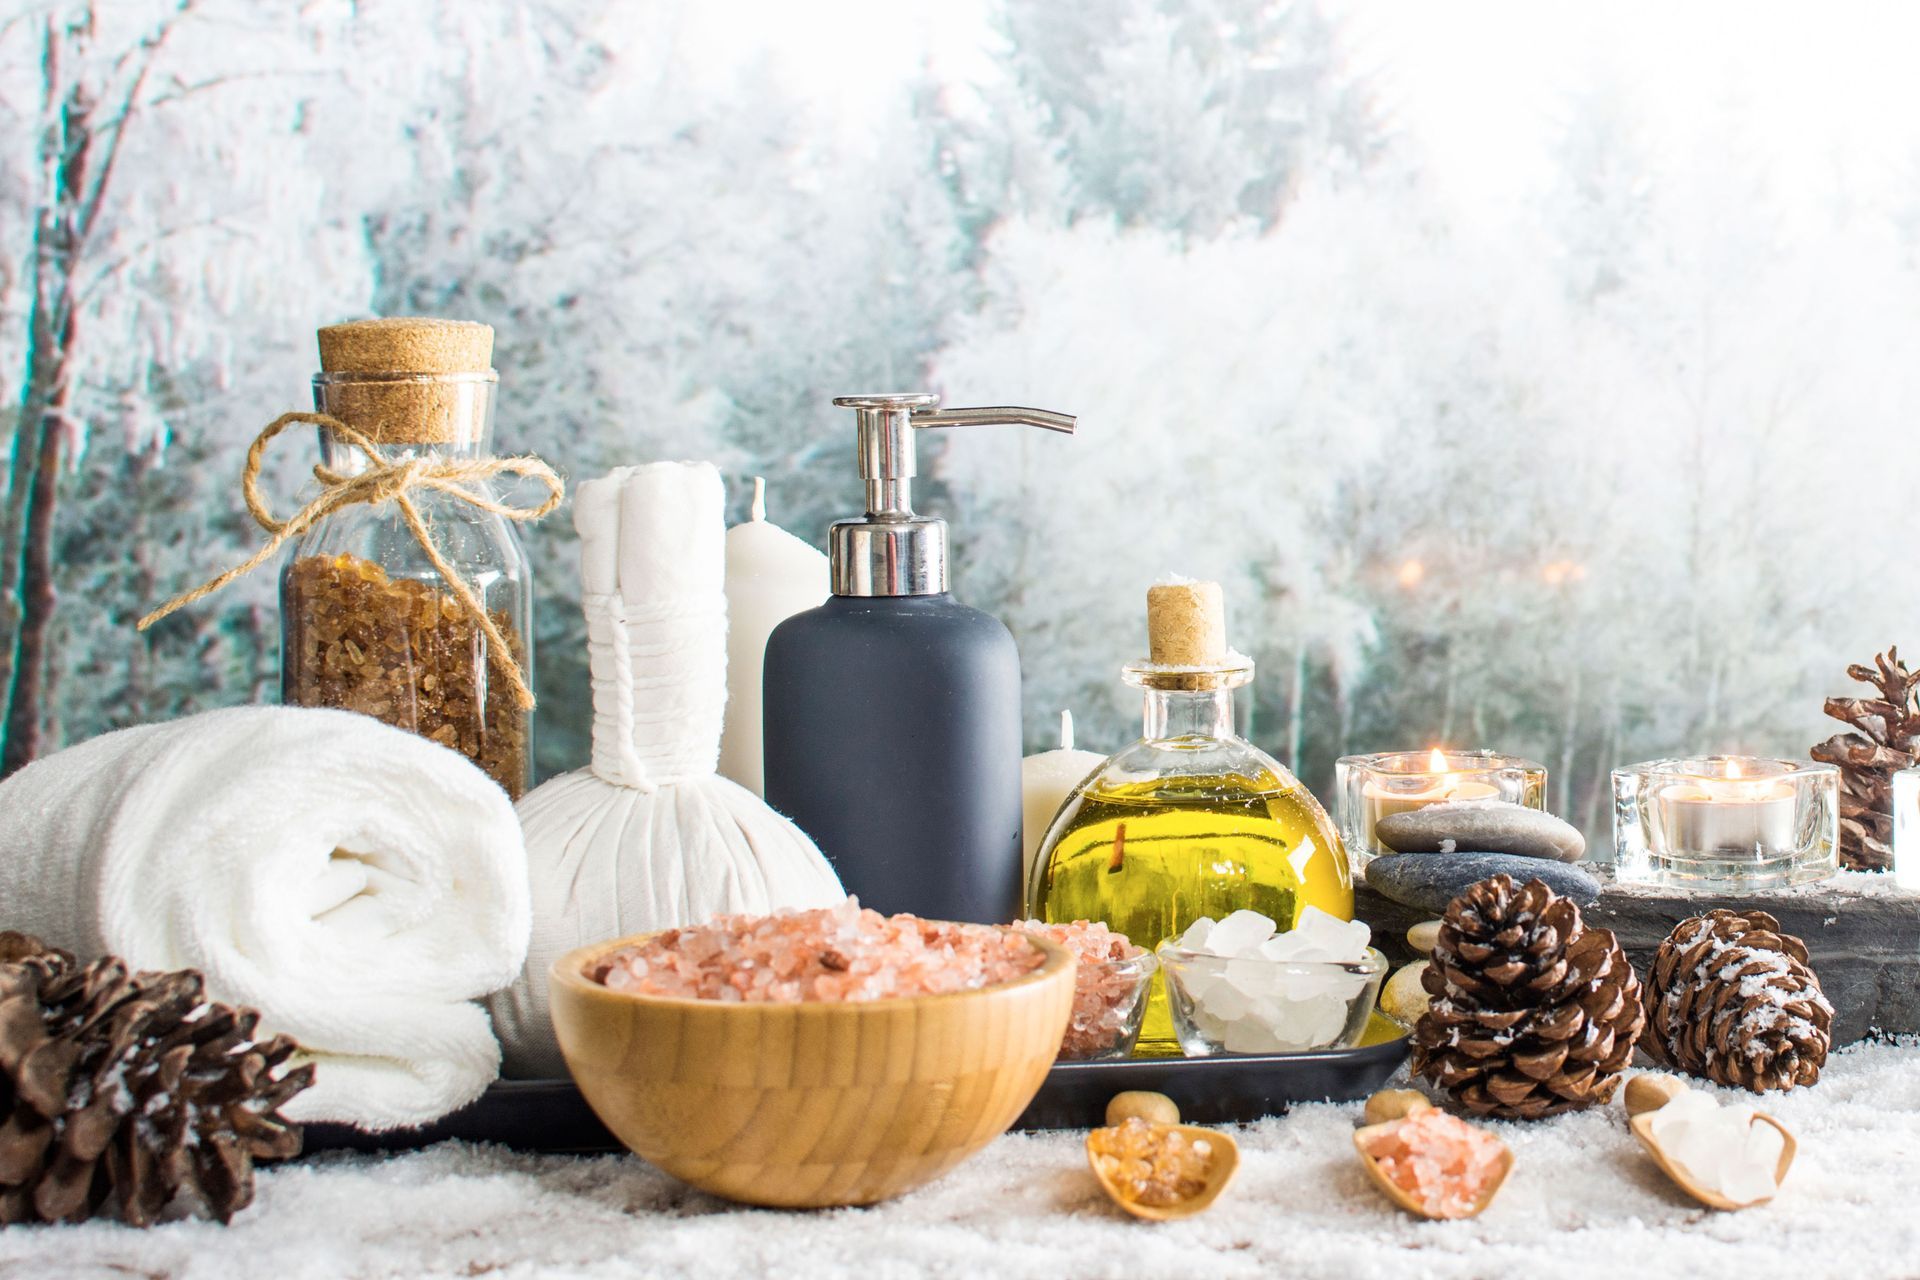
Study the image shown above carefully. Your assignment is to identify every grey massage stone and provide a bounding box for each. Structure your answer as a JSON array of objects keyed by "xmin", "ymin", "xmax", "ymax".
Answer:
[
  {"xmin": 1375, "ymin": 800, "xmax": 1586, "ymax": 862},
  {"xmin": 1365, "ymin": 851, "xmax": 1602, "ymax": 914}
]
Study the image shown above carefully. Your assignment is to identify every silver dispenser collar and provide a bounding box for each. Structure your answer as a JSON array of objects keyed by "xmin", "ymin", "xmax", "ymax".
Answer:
[{"xmin": 828, "ymin": 393, "xmax": 1076, "ymax": 597}]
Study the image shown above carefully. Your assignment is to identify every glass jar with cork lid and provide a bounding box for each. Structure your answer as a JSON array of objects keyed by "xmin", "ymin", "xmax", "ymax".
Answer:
[
  {"xmin": 279, "ymin": 318, "xmax": 542, "ymax": 797},
  {"xmin": 1026, "ymin": 579, "xmax": 1354, "ymax": 1054}
]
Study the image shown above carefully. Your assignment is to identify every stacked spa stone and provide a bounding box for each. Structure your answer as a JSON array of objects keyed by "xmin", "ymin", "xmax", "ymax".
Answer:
[
  {"xmin": 1363, "ymin": 801, "xmax": 1598, "ymax": 912},
  {"xmin": 1366, "ymin": 801, "xmax": 1600, "ymax": 1027}
]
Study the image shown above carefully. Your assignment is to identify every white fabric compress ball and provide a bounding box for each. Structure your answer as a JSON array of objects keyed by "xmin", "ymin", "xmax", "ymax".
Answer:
[{"xmin": 488, "ymin": 461, "xmax": 843, "ymax": 1078}]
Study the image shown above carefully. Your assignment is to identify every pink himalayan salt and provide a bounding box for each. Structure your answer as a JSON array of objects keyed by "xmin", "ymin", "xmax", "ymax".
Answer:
[
  {"xmin": 591, "ymin": 898, "xmax": 1046, "ymax": 1003},
  {"xmin": 1015, "ymin": 920, "xmax": 1151, "ymax": 1060},
  {"xmin": 1359, "ymin": 1107, "xmax": 1507, "ymax": 1219}
]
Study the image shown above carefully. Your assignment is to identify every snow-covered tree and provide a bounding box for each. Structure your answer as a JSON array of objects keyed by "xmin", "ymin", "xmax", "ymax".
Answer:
[
  {"xmin": 997, "ymin": 0, "xmax": 1381, "ymax": 237},
  {"xmin": 0, "ymin": 0, "xmax": 380, "ymax": 774}
]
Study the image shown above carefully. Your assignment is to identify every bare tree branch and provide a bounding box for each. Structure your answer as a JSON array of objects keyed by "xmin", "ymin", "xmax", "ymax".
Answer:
[
  {"xmin": 75, "ymin": 0, "xmax": 195, "ymax": 242},
  {"xmin": 74, "ymin": 216, "xmax": 242, "ymax": 305}
]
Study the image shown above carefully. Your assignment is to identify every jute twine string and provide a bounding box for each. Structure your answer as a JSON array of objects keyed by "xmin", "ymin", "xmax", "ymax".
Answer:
[{"xmin": 137, "ymin": 412, "xmax": 563, "ymax": 711}]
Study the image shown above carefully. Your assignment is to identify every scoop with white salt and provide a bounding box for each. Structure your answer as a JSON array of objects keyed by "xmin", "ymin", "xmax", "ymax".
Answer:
[{"xmin": 1633, "ymin": 1081, "xmax": 1794, "ymax": 1209}]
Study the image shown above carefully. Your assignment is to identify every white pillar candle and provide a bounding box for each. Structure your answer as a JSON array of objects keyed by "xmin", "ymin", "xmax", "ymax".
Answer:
[
  {"xmin": 1021, "ymin": 710, "xmax": 1106, "ymax": 898},
  {"xmin": 719, "ymin": 478, "xmax": 828, "ymax": 796}
]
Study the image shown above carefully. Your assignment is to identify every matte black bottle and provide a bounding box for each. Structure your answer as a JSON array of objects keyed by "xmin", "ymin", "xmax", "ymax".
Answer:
[{"xmin": 762, "ymin": 393, "xmax": 1075, "ymax": 923}]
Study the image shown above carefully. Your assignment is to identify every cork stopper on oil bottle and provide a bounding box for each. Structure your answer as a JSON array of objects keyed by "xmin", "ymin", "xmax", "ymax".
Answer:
[
  {"xmin": 314, "ymin": 317, "xmax": 497, "ymax": 446},
  {"xmin": 1147, "ymin": 579, "xmax": 1227, "ymax": 666},
  {"xmin": 1134, "ymin": 578, "xmax": 1249, "ymax": 691}
]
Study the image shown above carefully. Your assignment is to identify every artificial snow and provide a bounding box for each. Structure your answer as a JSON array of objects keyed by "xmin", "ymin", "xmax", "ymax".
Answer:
[{"xmin": 3, "ymin": 1042, "xmax": 1920, "ymax": 1278}]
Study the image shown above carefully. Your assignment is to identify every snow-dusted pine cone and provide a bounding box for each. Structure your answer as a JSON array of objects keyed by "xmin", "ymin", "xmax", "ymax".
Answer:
[
  {"xmin": 0, "ymin": 931, "xmax": 313, "ymax": 1225},
  {"xmin": 1412, "ymin": 875, "xmax": 1644, "ymax": 1119},
  {"xmin": 1641, "ymin": 910, "xmax": 1832, "ymax": 1092}
]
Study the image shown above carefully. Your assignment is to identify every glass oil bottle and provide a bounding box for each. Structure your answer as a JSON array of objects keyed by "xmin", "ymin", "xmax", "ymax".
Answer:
[{"xmin": 1026, "ymin": 580, "xmax": 1353, "ymax": 1054}]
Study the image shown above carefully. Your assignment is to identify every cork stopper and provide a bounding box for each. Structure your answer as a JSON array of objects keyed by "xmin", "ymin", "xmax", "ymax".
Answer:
[
  {"xmin": 314, "ymin": 318, "xmax": 496, "ymax": 446},
  {"xmin": 318, "ymin": 317, "xmax": 493, "ymax": 374},
  {"xmin": 1147, "ymin": 579, "xmax": 1227, "ymax": 665}
]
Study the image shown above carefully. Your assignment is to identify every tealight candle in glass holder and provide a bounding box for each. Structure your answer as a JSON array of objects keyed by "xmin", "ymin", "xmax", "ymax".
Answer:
[
  {"xmin": 1334, "ymin": 749, "xmax": 1547, "ymax": 864},
  {"xmin": 1612, "ymin": 756, "xmax": 1838, "ymax": 889}
]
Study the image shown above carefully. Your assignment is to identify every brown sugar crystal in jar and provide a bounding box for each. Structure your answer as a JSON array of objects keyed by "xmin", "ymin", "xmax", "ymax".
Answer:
[
  {"xmin": 281, "ymin": 552, "xmax": 528, "ymax": 796},
  {"xmin": 277, "ymin": 318, "xmax": 536, "ymax": 797}
]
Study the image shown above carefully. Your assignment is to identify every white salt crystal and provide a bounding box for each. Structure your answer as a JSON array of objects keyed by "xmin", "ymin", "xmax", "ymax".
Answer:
[
  {"xmin": 1204, "ymin": 976, "xmax": 1253, "ymax": 1021},
  {"xmin": 1181, "ymin": 967, "xmax": 1219, "ymax": 1003},
  {"xmin": 1205, "ymin": 910, "xmax": 1277, "ymax": 956},
  {"xmin": 1223, "ymin": 956, "xmax": 1273, "ymax": 998},
  {"xmin": 1224, "ymin": 1017, "xmax": 1282, "ymax": 1054},
  {"xmin": 1287, "ymin": 908, "xmax": 1373, "ymax": 964},
  {"xmin": 1260, "ymin": 995, "xmax": 1332, "ymax": 1049},
  {"xmin": 1649, "ymin": 1091, "xmax": 1783, "ymax": 1205},
  {"xmin": 1259, "ymin": 933, "xmax": 1311, "ymax": 962},
  {"xmin": 1178, "ymin": 917, "xmax": 1216, "ymax": 951}
]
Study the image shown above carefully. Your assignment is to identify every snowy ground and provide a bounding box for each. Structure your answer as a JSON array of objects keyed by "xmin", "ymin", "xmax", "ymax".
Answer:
[{"xmin": 5, "ymin": 1042, "xmax": 1919, "ymax": 1280}]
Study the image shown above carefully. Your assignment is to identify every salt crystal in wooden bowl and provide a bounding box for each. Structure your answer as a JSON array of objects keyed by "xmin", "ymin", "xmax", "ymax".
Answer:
[
  {"xmin": 1085, "ymin": 1117, "xmax": 1240, "ymax": 1220},
  {"xmin": 1627, "ymin": 1079, "xmax": 1797, "ymax": 1211},
  {"xmin": 1353, "ymin": 1092, "xmax": 1512, "ymax": 1220},
  {"xmin": 549, "ymin": 912, "xmax": 1075, "ymax": 1209}
]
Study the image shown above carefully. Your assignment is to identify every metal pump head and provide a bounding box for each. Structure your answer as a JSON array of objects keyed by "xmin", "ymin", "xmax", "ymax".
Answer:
[{"xmin": 828, "ymin": 393, "xmax": 1076, "ymax": 597}]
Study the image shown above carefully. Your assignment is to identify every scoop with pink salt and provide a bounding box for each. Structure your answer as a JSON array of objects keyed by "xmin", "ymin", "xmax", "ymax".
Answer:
[{"xmin": 1354, "ymin": 1090, "xmax": 1513, "ymax": 1220}]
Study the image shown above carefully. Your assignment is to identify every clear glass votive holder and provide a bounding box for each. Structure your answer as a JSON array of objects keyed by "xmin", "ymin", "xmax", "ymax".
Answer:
[
  {"xmin": 1894, "ymin": 768, "xmax": 1920, "ymax": 892},
  {"xmin": 1157, "ymin": 946, "xmax": 1386, "ymax": 1057},
  {"xmin": 1612, "ymin": 756, "xmax": 1838, "ymax": 890},
  {"xmin": 1055, "ymin": 951, "xmax": 1158, "ymax": 1062},
  {"xmin": 1334, "ymin": 750, "xmax": 1548, "ymax": 864}
]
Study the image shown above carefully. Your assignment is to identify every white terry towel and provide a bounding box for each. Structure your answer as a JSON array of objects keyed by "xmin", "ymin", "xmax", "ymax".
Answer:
[
  {"xmin": 0, "ymin": 705, "xmax": 531, "ymax": 1130},
  {"xmin": 488, "ymin": 461, "xmax": 843, "ymax": 1078}
]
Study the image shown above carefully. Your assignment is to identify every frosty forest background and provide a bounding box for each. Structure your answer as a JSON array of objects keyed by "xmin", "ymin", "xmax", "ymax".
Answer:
[{"xmin": 3, "ymin": 0, "xmax": 1916, "ymax": 839}]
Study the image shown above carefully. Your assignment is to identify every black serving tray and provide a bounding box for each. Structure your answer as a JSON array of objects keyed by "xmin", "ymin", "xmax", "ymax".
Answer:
[
  {"xmin": 1012, "ymin": 1017, "xmax": 1409, "ymax": 1130},
  {"xmin": 303, "ymin": 1018, "xmax": 1410, "ymax": 1155}
]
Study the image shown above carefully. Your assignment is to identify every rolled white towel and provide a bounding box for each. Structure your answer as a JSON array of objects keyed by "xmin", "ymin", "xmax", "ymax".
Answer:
[{"xmin": 0, "ymin": 705, "xmax": 530, "ymax": 1131}]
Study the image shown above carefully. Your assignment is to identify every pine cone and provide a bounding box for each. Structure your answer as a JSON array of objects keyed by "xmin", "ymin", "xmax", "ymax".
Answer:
[
  {"xmin": 1641, "ymin": 910, "xmax": 1831, "ymax": 1092},
  {"xmin": 1810, "ymin": 645, "xmax": 1920, "ymax": 871},
  {"xmin": 1412, "ymin": 875, "xmax": 1644, "ymax": 1119},
  {"xmin": 0, "ymin": 931, "xmax": 314, "ymax": 1226}
]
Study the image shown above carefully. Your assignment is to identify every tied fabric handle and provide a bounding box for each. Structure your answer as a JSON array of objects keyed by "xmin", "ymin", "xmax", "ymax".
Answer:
[{"xmin": 137, "ymin": 412, "xmax": 563, "ymax": 711}]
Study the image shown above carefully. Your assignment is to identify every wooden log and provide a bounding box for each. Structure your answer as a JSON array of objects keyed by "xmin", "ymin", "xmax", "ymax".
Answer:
[{"xmin": 1356, "ymin": 870, "xmax": 1920, "ymax": 1046}]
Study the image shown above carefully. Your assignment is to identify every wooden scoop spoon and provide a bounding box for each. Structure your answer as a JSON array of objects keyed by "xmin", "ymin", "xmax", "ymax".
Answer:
[
  {"xmin": 1353, "ymin": 1090, "xmax": 1513, "ymax": 1221},
  {"xmin": 1085, "ymin": 1122, "xmax": 1240, "ymax": 1221},
  {"xmin": 1626, "ymin": 1075, "xmax": 1796, "ymax": 1211}
]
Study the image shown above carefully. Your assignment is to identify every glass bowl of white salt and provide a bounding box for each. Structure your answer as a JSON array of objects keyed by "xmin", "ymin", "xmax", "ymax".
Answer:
[{"xmin": 1157, "ymin": 908, "xmax": 1387, "ymax": 1057}]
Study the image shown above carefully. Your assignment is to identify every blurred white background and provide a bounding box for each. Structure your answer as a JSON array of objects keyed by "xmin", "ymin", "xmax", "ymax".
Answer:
[{"xmin": 3, "ymin": 0, "xmax": 1912, "ymax": 834}]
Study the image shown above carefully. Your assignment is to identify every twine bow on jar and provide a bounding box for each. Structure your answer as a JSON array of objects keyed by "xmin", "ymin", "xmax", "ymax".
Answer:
[{"xmin": 137, "ymin": 412, "xmax": 563, "ymax": 710}]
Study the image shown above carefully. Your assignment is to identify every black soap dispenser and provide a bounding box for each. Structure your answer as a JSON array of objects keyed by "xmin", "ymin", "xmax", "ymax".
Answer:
[{"xmin": 763, "ymin": 393, "xmax": 1075, "ymax": 923}]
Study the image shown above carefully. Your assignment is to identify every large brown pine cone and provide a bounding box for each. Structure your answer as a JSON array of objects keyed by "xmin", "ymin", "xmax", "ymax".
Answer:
[
  {"xmin": 1810, "ymin": 646, "xmax": 1920, "ymax": 871},
  {"xmin": 1412, "ymin": 875, "xmax": 1644, "ymax": 1119},
  {"xmin": 0, "ymin": 931, "xmax": 314, "ymax": 1226},
  {"xmin": 1641, "ymin": 910, "xmax": 1831, "ymax": 1092}
]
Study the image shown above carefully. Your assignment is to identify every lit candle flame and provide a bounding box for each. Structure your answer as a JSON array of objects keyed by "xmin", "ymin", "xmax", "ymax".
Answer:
[
  {"xmin": 1428, "ymin": 748, "xmax": 1450, "ymax": 773},
  {"xmin": 1726, "ymin": 759, "xmax": 1743, "ymax": 780}
]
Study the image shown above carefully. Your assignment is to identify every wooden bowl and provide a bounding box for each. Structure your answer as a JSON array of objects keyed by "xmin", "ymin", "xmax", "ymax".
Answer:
[{"xmin": 548, "ymin": 931, "xmax": 1076, "ymax": 1209}]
